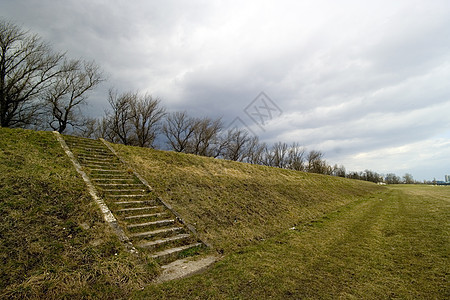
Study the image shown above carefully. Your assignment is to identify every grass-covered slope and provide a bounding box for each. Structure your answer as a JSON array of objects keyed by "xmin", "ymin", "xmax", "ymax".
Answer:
[
  {"xmin": 139, "ymin": 185, "xmax": 449, "ymax": 299},
  {"xmin": 1, "ymin": 129, "xmax": 448, "ymax": 298},
  {"xmin": 0, "ymin": 128, "xmax": 157, "ymax": 299},
  {"xmin": 111, "ymin": 143, "xmax": 383, "ymax": 252}
]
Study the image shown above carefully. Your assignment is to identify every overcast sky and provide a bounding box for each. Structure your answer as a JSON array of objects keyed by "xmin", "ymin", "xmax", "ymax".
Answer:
[{"xmin": 2, "ymin": 0, "xmax": 449, "ymax": 181}]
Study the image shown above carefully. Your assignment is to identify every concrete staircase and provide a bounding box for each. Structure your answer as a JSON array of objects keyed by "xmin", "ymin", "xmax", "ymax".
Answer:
[{"xmin": 62, "ymin": 135, "xmax": 204, "ymax": 263}]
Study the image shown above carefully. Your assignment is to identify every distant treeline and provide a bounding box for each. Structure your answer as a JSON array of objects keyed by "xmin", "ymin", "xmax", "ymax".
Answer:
[{"xmin": 79, "ymin": 91, "xmax": 422, "ymax": 184}]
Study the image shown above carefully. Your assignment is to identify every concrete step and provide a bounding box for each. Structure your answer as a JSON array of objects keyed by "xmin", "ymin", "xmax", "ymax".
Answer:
[
  {"xmin": 150, "ymin": 243, "xmax": 202, "ymax": 260},
  {"xmin": 89, "ymin": 174, "xmax": 134, "ymax": 178},
  {"xmin": 107, "ymin": 194, "xmax": 146, "ymax": 198},
  {"xmin": 90, "ymin": 169, "xmax": 127, "ymax": 172},
  {"xmin": 116, "ymin": 206, "xmax": 160, "ymax": 213},
  {"xmin": 74, "ymin": 148, "xmax": 111, "ymax": 153},
  {"xmin": 127, "ymin": 219, "xmax": 175, "ymax": 229},
  {"xmin": 138, "ymin": 234, "xmax": 191, "ymax": 249},
  {"xmin": 82, "ymin": 162, "xmax": 122, "ymax": 167},
  {"xmin": 130, "ymin": 227, "xmax": 183, "ymax": 238},
  {"xmin": 82, "ymin": 163, "xmax": 117, "ymax": 169},
  {"xmin": 92, "ymin": 178, "xmax": 136, "ymax": 182},
  {"xmin": 124, "ymin": 212, "xmax": 167, "ymax": 220},
  {"xmin": 114, "ymin": 200, "xmax": 159, "ymax": 205},
  {"xmin": 102, "ymin": 189, "xmax": 147, "ymax": 193},
  {"xmin": 97, "ymin": 183, "xmax": 145, "ymax": 187},
  {"xmin": 66, "ymin": 141, "xmax": 103, "ymax": 147},
  {"xmin": 78, "ymin": 156, "xmax": 118, "ymax": 162},
  {"xmin": 76, "ymin": 152, "xmax": 115, "ymax": 158}
]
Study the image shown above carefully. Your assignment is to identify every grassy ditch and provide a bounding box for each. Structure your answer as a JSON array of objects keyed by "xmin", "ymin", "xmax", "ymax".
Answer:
[{"xmin": 0, "ymin": 128, "xmax": 158, "ymax": 299}]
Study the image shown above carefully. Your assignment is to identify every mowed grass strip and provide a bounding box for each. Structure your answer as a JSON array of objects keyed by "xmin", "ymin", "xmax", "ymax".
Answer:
[
  {"xmin": 111, "ymin": 143, "xmax": 382, "ymax": 252},
  {"xmin": 0, "ymin": 128, "xmax": 158, "ymax": 299},
  {"xmin": 138, "ymin": 186, "xmax": 449, "ymax": 299}
]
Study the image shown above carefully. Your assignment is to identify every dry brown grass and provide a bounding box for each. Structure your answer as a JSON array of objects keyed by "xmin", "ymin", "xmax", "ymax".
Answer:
[
  {"xmin": 0, "ymin": 128, "xmax": 158, "ymax": 299},
  {"xmin": 111, "ymin": 143, "xmax": 383, "ymax": 252}
]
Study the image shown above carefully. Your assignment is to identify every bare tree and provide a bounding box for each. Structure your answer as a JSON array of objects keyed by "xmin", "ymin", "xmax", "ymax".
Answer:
[
  {"xmin": 45, "ymin": 60, "xmax": 103, "ymax": 133},
  {"xmin": 403, "ymin": 173, "xmax": 414, "ymax": 184},
  {"xmin": 0, "ymin": 19, "xmax": 65, "ymax": 127},
  {"xmin": 102, "ymin": 90, "xmax": 165, "ymax": 147},
  {"xmin": 306, "ymin": 150, "xmax": 329, "ymax": 174},
  {"xmin": 332, "ymin": 164, "xmax": 346, "ymax": 177},
  {"xmin": 244, "ymin": 136, "xmax": 266, "ymax": 165},
  {"xmin": 162, "ymin": 111, "xmax": 197, "ymax": 152},
  {"xmin": 272, "ymin": 142, "xmax": 289, "ymax": 168},
  {"xmin": 221, "ymin": 128, "xmax": 251, "ymax": 161},
  {"xmin": 186, "ymin": 116, "xmax": 222, "ymax": 157},
  {"xmin": 105, "ymin": 89, "xmax": 135, "ymax": 145},
  {"xmin": 287, "ymin": 142, "xmax": 306, "ymax": 171},
  {"xmin": 130, "ymin": 94, "xmax": 165, "ymax": 147},
  {"xmin": 385, "ymin": 173, "xmax": 401, "ymax": 184}
]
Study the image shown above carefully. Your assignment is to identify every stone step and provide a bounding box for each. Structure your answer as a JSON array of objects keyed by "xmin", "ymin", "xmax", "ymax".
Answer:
[
  {"xmin": 76, "ymin": 152, "xmax": 115, "ymax": 158},
  {"xmin": 114, "ymin": 200, "xmax": 159, "ymax": 205},
  {"xmin": 127, "ymin": 219, "xmax": 175, "ymax": 229},
  {"xmin": 82, "ymin": 164, "xmax": 121, "ymax": 170},
  {"xmin": 130, "ymin": 227, "xmax": 183, "ymax": 238},
  {"xmin": 90, "ymin": 173, "xmax": 132, "ymax": 178},
  {"xmin": 92, "ymin": 178, "xmax": 136, "ymax": 182},
  {"xmin": 82, "ymin": 161, "xmax": 122, "ymax": 166},
  {"xmin": 138, "ymin": 234, "xmax": 191, "ymax": 249},
  {"xmin": 150, "ymin": 243, "xmax": 202, "ymax": 260},
  {"xmin": 78, "ymin": 156, "xmax": 118, "ymax": 162},
  {"xmin": 73, "ymin": 146, "xmax": 108, "ymax": 151},
  {"xmin": 102, "ymin": 189, "xmax": 147, "ymax": 193},
  {"xmin": 107, "ymin": 194, "xmax": 146, "ymax": 198},
  {"xmin": 97, "ymin": 183, "xmax": 144, "ymax": 186},
  {"xmin": 66, "ymin": 141, "xmax": 103, "ymax": 148},
  {"xmin": 124, "ymin": 212, "xmax": 167, "ymax": 220},
  {"xmin": 116, "ymin": 206, "xmax": 160, "ymax": 213},
  {"xmin": 90, "ymin": 169, "xmax": 128, "ymax": 172}
]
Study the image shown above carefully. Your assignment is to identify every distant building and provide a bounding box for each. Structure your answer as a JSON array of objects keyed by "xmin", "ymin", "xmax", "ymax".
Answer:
[{"xmin": 446, "ymin": 175, "xmax": 450, "ymax": 183}]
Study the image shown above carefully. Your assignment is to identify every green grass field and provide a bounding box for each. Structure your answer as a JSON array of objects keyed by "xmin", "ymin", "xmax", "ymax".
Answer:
[
  {"xmin": 138, "ymin": 186, "xmax": 449, "ymax": 299},
  {"xmin": 1, "ymin": 128, "xmax": 448, "ymax": 298}
]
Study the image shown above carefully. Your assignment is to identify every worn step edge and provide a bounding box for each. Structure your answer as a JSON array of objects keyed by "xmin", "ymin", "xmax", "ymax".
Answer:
[
  {"xmin": 90, "ymin": 169, "xmax": 128, "ymax": 172},
  {"xmin": 151, "ymin": 242, "xmax": 203, "ymax": 259},
  {"xmin": 124, "ymin": 212, "xmax": 167, "ymax": 220},
  {"xmin": 97, "ymin": 183, "xmax": 145, "ymax": 187},
  {"xmin": 78, "ymin": 156, "xmax": 118, "ymax": 161},
  {"xmin": 102, "ymin": 189, "xmax": 147, "ymax": 192},
  {"xmin": 107, "ymin": 194, "xmax": 146, "ymax": 198},
  {"xmin": 130, "ymin": 227, "xmax": 183, "ymax": 238},
  {"xmin": 114, "ymin": 200, "xmax": 158, "ymax": 205},
  {"xmin": 154, "ymin": 255, "xmax": 218, "ymax": 283},
  {"xmin": 139, "ymin": 234, "xmax": 190, "ymax": 248},
  {"xmin": 127, "ymin": 219, "xmax": 174, "ymax": 228},
  {"xmin": 116, "ymin": 206, "xmax": 160, "ymax": 212},
  {"xmin": 92, "ymin": 178, "xmax": 136, "ymax": 181}
]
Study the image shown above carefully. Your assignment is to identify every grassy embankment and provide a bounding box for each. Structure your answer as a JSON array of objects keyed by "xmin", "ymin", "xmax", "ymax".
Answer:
[
  {"xmin": 0, "ymin": 128, "xmax": 158, "ymax": 299},
  {"xmin": 114, "ymin": 144, "xmax": 449, "ymax": 299},
  {"xmin": 2, "ymin": 128, "xmax": 448, "ymax": 298},
  {"xmin": 111, "ymin": 143, "xmax": 382, "ymax": 253},
  {"xmin": 136, "ymin": 184, "xmax": 449, "ymax": 299}
]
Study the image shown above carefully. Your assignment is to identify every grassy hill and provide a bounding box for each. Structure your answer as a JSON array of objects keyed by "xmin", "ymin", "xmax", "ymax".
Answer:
[
  {"xmin": 1, "ymin": 128, "xmax": 448, "ymax": 298},
  {"xmin": 110, "ymin": 142, "xmax": 382, "ymax": 253},
  {"xmin": 0, "ymin": 128, "xmax": 157, "ymax": 298}
]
